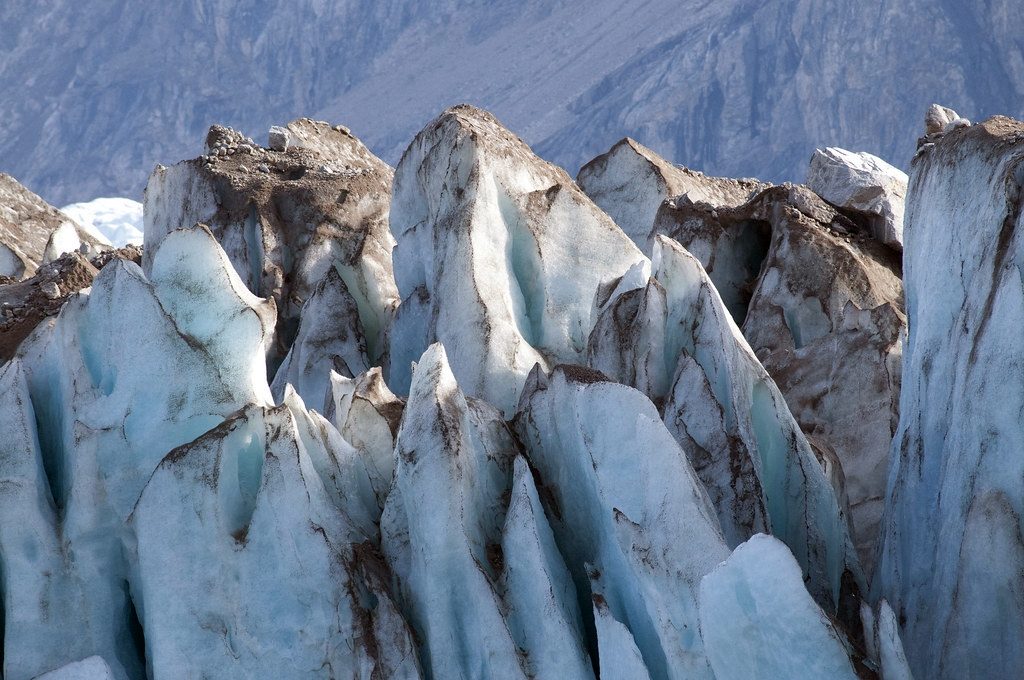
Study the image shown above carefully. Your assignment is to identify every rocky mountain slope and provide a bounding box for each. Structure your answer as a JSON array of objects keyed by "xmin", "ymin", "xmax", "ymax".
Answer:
[
  {"xmin": 1, "ymin": 0, "xmax": 1021, "ymax": 206},
  {"xmin": 0, "ymin": 102, "xmax": 1022, "ymax": 679}
]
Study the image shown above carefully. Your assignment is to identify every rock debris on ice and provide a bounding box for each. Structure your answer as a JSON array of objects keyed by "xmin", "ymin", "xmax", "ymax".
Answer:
[
  {"xmin": 577, "ymin": 137, "xmax": 767, "ymax": 251},
  {"xmin": 13, "ymin": 103, "xmax": 1023, "ymax": 680}
]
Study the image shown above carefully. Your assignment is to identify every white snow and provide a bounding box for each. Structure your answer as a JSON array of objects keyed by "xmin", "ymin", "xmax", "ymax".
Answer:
[{"xmin": 60, "ymin": 198, "xmax": 142, "ymax": 247}]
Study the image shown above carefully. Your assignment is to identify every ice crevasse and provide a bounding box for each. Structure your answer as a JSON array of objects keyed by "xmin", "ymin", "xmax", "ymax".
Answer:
[{"xmin": 0, "ymin": 104, "xmax": 937, "ymax": 680}]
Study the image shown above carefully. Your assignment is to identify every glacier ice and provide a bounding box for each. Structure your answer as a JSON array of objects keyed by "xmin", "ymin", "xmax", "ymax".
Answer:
[
  {"xmin": 381, "ymin": 344, "xmax": 591, "ymax": 679},
  {"xmin": 143, "ymin": 118, "xmax": 398, "ymax": 366},
  {"xmin": 654, "ymin": 181, "xmax": 904, "ymax": 572},
  {"xmin": 515, "ymin": 363, "xmax": 729, "ymax": 679},
  {"xmin": 501, "ymin": 455, "xmax": 594, "ymax": 679},
  {"xmin": 60, "ymin": 198, "xmax": 144, "ymax": 248},
  {"xmin": 589, "ymin": 234, "xmax": 862, "ymax": 614},
  {"xmin": 577, "ymin": 137, "xmax": 767, "ymax": 252},
  {"xmin": 14, "ymin": 104, "xmax": 1009, "ymax": 679},
  {"xmin": 698, "ymin": 534, "xmax": 859, "ymax": 680},
  {"xmin": 41, "ymin": 220, "xmax": 110, "ymax": 264},
  {"xmin": 591, "ymin": 594, "xmax": 653, "ymax": 680},
  {"xmin": 325, "ymin": 367, "xmax": 404, "ymax": 512},
  {"xmin": 0, "ymin": 359, "xmax": 94, "ymax": 680},
  {"xmin": 0, "ymin": 225, "xmax": 274, "ymax": 679},
  {"xmin": 387, "ymin": 105, "xmax": 645, "ymax": 414},
  {"xmin": 131, "ymin": 402, "xmax": 418, "ymax": 678},
  {"xmin": 875, "ymin": 116, "xmax": 1024, "ymax": 678},
  {"xmin": 0, "ymin": 247, "xmax": 140, "ymax": 364},
  {"xmin": 861, "ymin": 600, "xmax": 914, "ymax": 680},
  {"xmin": 740, "ymin": 188, "xmax": 904, "ymax": 573},
  {"xmin": 31, "ymin": 657, "xmax": 115, "ymax": 680},
  {"xmin": 270, "ymin": 266, "xmax": 369, "ymax": 407}
]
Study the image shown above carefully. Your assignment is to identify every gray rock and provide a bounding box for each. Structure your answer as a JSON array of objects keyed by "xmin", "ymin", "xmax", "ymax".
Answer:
[
  {"xmin": 268, "ymin": 125, "xmax": 291, "ymax": 152},
  {"xmin": 925, "ymin": 104, "xmax": 959, "ymax": 135},
  {"xmin": 806, "ymin": 147, "xmax": 908, "ymax": 250}
]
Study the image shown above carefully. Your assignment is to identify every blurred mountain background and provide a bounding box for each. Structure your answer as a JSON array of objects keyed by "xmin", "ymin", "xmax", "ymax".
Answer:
[{"xmin": 1, "ymin": 0, "xmax": 1021, "ymax": 205}]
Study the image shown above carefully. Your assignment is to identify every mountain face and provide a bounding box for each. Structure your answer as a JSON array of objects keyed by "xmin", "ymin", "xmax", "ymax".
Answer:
[{"xmin": 1, "ymin": 0, "xmax": 1021, "ymax": 205}]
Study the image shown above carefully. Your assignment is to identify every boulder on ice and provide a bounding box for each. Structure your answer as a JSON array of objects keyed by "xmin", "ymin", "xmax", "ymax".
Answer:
[{"xmin": 806, "ymin": 146, "xmax": 908, "ymax": 250}]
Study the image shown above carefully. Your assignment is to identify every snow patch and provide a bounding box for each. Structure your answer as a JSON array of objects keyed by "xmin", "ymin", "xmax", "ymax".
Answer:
[{"xmin": 60, "ymin": 198, "xmax": 143, "ymax": 247}]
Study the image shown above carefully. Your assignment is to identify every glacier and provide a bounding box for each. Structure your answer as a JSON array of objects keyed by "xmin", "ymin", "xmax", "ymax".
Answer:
[
  {"xmin": 59, "ymin": 199, "xmax": 144, "ymax": 248},
  {"xmin": 6, "ymin": 101, "xmax": 1024, "ymax": 680},
  {"xmin": 699, "ymin": 534, "xmax": 859, "ymax": 680},
  {"xmin": 387, "ymin": 105, "xmax": 644, "ymax": 415},
  {"xmin": 651, "ymin": 177, "xmax": 904, "ymax": 574},
  {"xmin": 875, "ymin": 116, "xmax": 1024, "ymax": 678},
  {"xmin": 588, "ymin": 234, "xmax": 861, "ymax": 614}
]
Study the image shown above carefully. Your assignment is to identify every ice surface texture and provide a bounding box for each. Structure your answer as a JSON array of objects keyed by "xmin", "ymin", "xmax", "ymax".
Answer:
[
  {"xmin": 876, "ymin": 116, "xmax": 1024, "ymax": 678},
  {"xmin": 0, "ymin": 106, "xmax": 939, "ymax": 679}
]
